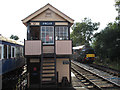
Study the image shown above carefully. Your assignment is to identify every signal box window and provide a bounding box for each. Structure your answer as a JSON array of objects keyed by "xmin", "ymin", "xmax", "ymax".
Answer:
[
  {"xmin": 55, "ymin": 26, "xmax": 68, "ymax": 40},
  {"xmin": 41, "ymin": 26, "xmax": 54, "ymax": 44},
  {"xmin": 30, "ymin": 26, "xmax": 40, "ymax": 40}
]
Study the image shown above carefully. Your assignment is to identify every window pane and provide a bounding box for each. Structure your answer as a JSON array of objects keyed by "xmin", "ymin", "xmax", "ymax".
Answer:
[
  {"xmin": 42, "ymin": 33, "xmax": 45, "ymax": 37},
  {"xmin": 50, "ymin": 27, "xmax": 53, "ymax": 32},
  {"xmin": 46, "ymin": 27, "xmax": 49, "ymax": 32},
  {"xmin": 55, "ymin": 26, "xmax": 68, "ymax": 40},
  {"xmin": 41, "ymin": 26, "xmax": 54, "ymax": 44},
  {"xmin": 16, "ymin": 46, "xmax": 20, "ymax": 58},
  {"xmin": 8, "ymin": 45, "xmax": 11, "ymax": 59},
  {"xmin": 41, "ymin": 37, "xmax": 45, "ymax": 43},
  {"xmin": 12, "ymin": 47, "xmax": 14, "ymax": 57},
  {"xmin": 42, "ymin": 27, "xmax": 45, "ymax": 32},
  {"xmin": 30, "ymin": 26, "xmax": 40, "ymax": 40},
  {"xmin": 59, "ymin": 27, "xmax": 63, "ymax": 30},
  {"xmin": 4, "ymin": 45, "xmax": 7, "ymax": 59},
  {"xmin": 0, "ymin": 46, "xmax": 1, "ymax": 59}
]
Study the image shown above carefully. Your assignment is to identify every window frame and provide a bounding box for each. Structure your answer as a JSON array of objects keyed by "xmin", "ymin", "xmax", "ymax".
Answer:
[
  {"xmin": 41, "ymin": 26, "xmax": 54, "ymax": 45},
  {"xmin": 11, "ymin": 46, "xmax": 16, "ymax": 58},
  {"xmin": 0, "ymin": 44, "xmax": 4, "ymax": 60},
  {"xmin": 3, "ymin": 44, "xmax": 7, "ymax": 59},
  {"xmin": 7, "ymin": 45, "xmax": 9, "ymax": 59},
  {"xmin": 16, "ymin": 46, "xmax": 20, "ymax": 58},
  {"xmin": 55, "ymin": 26, "xmax": 68, "ymax": 40}
]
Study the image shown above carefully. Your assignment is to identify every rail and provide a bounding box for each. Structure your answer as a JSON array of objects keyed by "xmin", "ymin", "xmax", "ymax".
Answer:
[{"xmin": 71, "ymin": 61, "xmax": 120, "ymax": 90}]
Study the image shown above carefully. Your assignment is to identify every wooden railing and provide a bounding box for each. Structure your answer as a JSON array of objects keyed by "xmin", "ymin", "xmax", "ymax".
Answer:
[
  {"xmin": 25, "ymin": 40, "xmax": 41, "ymax": 56},
  {"xmin": 25, "ymin": 40, "xmax": 72, "ymax": 56},
  {"xmin": 56, "ymin": 40, "xmax": 72, "ymax": 55},
  {"xmin": 43, "ymin": 46, "xmax": 54, "ymax": 53}
]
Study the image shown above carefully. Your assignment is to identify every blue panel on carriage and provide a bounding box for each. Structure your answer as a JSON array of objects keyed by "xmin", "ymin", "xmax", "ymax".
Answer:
[
  {"xmin": 2, "ymin": 58, "xmax": 25, "ymax": 75},
  {"xmin": 2, "ymin": 41, "xmax": 22, "ymax": 47},
  {"xmin": 0, "ymin": 60, "xmax": 2, "ymax": 75}
]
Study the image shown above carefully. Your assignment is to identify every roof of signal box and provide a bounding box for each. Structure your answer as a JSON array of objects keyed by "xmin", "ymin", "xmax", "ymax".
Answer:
[{"xmin": 22, "ymin": 3, "xmax": 74, "ymax": 26}]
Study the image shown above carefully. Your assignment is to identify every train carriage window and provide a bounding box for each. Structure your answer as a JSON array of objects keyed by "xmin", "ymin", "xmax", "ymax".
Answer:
[
  {"xmin": 0, "ymin": 45, "xmax": 4, "ymax": 60},
  {"xmin": 16, "ymin": 46, "xmax": 20, "ymax": 58},
  {"xmin": 20, "ymin": 47, "xmax": 23, "ymax": 56},
  {"xmin": 0, "ymin": 46, "xmax": 1, "ymax": 59},
  {"xmin": 11, "ymin": 46, "xmax": 16, "ymax": 58},
  {"xmin": 4, "ymin": 45, "xmax": 7, "ymax": 59},
  {"xmin": 7, "ymin": 45, "xmax": 8, "ymax": 59},
  {"xmin": 8, "ymin": 45, "xmax": 11, "ymax": 59},
  {"xmin": 21, "ymin": 47, "xmax": 23, "ymax": 56},
  {"xmin": 55, "ymin": 26, "xmax": 68, "ymax": 40}
]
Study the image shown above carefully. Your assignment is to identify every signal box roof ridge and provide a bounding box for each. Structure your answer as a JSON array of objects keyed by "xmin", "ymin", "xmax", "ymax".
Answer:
[{"xmin": 22, "ymin": 3, "xmax": 74, "ymax": 26}]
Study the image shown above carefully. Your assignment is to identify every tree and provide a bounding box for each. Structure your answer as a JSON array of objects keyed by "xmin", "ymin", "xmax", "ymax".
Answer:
[
  {"xmin": 93, "ymin": 22, "xmax": 120, "ymax": 61},
  {"xmin": 10, "ymin": 35, "xmax": 19, "ymax": 40},
  {"xmin": 71, "ymin": 18, "xmax": 100, "ymax": 46},
  {"xmin": 115, "ymin": 0, "xmax": 120, "ymax": 22}
]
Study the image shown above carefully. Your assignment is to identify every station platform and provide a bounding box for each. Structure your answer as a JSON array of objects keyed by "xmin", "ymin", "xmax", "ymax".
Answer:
[
  {"xmin": 27, "ymin": 72, "xmax": 87, "ymax": 90},
  {"xmin": 54, "ymin": 72, "xmax": 86, "ymax": 90}
]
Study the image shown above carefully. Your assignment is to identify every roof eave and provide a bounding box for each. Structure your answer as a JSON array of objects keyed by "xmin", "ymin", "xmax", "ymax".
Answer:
[{"xmin": 22, "ymin": 3, "xmax": 74, "ymax": 26}]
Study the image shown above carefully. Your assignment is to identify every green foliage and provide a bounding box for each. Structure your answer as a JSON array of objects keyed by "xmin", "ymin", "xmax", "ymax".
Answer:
[
  {"xmin": 93, "ymin": 22, "xmax": 120, "ymax": 61},
  {"xmin": 115, "ymin": 1, "xmax": 120, "ymax": 21},
  {"xmin": 10, "ymin": 35, "xmax": 19, "ymax": 40},
  {"xmin": 115, "ymin": 1, "xmax": 120, "ymax": 12},
  {"xmin": 71, "ymin": 18, "xmax": 100, "ymax": 46}
]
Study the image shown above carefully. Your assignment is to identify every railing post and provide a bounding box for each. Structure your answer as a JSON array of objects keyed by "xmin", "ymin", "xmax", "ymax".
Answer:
[
  {"xmin": 24, "ymin": 39, "xmax": 25, "ymax": 57},
  {"xmin": 54, "ymin": 41, "xmax": 57, "ymax": 85},
  {"xmin": 40, "ymin": 41, "xmax": 43, "ymax": 88}
]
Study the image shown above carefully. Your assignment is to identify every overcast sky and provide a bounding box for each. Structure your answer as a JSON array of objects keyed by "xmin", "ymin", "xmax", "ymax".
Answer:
[{"xmin": 0, "ymin": 0, "xmax": 118, "ymax": 41}]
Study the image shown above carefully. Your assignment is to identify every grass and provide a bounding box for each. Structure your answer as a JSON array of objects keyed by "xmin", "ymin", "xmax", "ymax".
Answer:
[{"xmin": 94, "ymin": 57, "xmax": 120, "ymax": 71}]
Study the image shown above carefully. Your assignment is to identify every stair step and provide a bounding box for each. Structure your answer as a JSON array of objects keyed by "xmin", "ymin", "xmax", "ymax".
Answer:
[
  {"xmin": 43, "ymin": 54, "xmax": 55, "ymax": 57},
  {"xmin": 43, "ymin": 63, "xmax": 55, "ymax": 65},
  {"xmin": 43, "ymin": 67, "xmax": 55, "ymax": 69},
  {"xmin": 42, "ymin": 76, "xmax": 55, "ymax": 78},
  {"xmin": 41, "ymin": 84, "xmax": 57, "ymax": 88},
  {"xmin": 42, "ymin": 78, "xmax": 52, "ymax": 81},
  {"xmin": 43, "ymin": 61, "xmax": 55, "ymax": 63},
  {"xmin": 42, "ymin": 58, "xmax": 54, "ymax": 60},
  {"xmin": 42, "ymin": 74, "xmax": 55, "ymax": 77},
  {"xmin": 43, "ymin": 70, "xmax": 55, "ymax": 73},
  {"xmin": 42, "ymin": 67, "xmax": 55, "ymax": 70},
  {"xmin": 43, "ymin": 65, "xmax": 55, "ymax": 67},
  {"xmin": 42, "ymin": 80, "xmax": 56, "ymax": 84},
  {"xmin": 42, "ymin": 72, "xmax": 55, "ymax": 74}
]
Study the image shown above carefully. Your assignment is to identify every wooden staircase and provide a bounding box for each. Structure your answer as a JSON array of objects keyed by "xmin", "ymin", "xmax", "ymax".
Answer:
[{"xmin": 41, "ymin": 45, "xmax": 57, "ymax": 88}]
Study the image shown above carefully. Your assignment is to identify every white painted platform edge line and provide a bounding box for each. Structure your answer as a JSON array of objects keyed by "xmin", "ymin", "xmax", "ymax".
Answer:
[{"xmin": 71, "ymin": 72, "xmax": 76, "ymax": 77}]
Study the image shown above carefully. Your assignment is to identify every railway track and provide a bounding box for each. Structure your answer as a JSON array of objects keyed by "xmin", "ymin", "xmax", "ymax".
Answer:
[
  {"xmin": 88, "ymin": 63, "xmax": 120, "ymax": 77},
  {"xmin": 71, "ymin": 61, "xmax": 120, "ymax": 90}
]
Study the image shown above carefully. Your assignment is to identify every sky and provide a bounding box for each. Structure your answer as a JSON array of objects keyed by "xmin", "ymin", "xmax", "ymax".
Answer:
[{"xmin": 0, "ymin": 0, "xmax": 118, "ymax": 41}]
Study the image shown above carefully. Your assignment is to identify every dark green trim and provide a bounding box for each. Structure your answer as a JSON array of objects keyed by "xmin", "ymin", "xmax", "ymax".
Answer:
[
  {"xmin": 25, "ymin": 55, "xmax": 41, "ymax": 58},
  {"xmin": 27, "ymin": 22, "xmax": 30, "ymax": 40},
  {"xmin": 56, "ymin": 55, "xmax": 71, "ymax": 58},
  {"xmin": 69, "ymin": 59, "xmax": 71, "ymax": 85},
  {"xmin": 40, "ymin": 42, "xmax": 43, "ymax": 87},
  {"xmin": 29, "ymin": 21, "xmax": 69, "ymax": 23}
]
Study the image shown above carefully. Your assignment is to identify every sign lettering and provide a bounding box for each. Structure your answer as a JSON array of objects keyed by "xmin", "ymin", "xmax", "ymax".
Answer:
[
  {"xmin": 41, "ymin": 22, "xmax": 54, "ymax": 26},
  {"xmin": 63, "ymin": 60, "xmax": 69, "ymax": 64}
]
